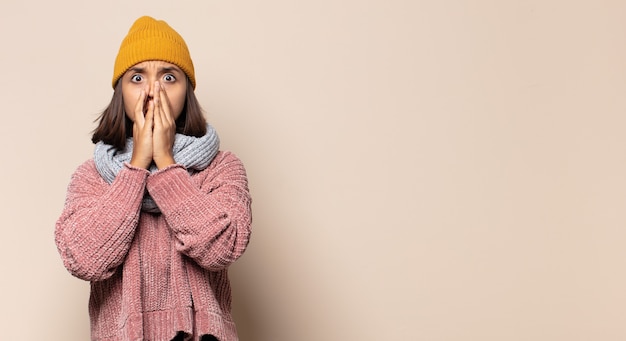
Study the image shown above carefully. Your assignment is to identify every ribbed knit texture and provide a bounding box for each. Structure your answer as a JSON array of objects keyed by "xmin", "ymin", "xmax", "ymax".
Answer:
[
  {"xmin": 113, "ymin": 16, "xmax": 196, "ymax": 89},
  {"xmin": 55, "ymin": 151, "xmax": 252, "ymax": 341}
]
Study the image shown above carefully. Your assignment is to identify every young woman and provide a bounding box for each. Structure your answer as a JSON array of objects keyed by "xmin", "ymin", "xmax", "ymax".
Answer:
[{"xmin": 55, "ymin": 16, "xmax": 252, "ymax": 341}]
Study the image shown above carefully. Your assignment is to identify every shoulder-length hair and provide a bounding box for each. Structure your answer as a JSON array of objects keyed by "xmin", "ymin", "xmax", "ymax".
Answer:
[{"xmin": 91, "ymin": 77, "xmax": 207, "ymax": 150}]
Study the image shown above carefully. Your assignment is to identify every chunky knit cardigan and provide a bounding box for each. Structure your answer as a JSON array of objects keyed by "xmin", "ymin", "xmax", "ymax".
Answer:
[{"xmin": 55, "ymin": 151, "xmax": 252, "ymax": 341}]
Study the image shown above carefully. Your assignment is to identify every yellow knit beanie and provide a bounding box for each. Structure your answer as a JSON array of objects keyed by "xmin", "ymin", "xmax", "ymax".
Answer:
[{"xmin": 112, "ymin": 16, "xmax": 195, "ymax": 89}]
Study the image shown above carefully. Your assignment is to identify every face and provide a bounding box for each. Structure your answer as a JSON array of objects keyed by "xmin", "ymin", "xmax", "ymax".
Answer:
[{"xmin": 121, "ymin": 60, "xmax": 187, "ymax": 122}]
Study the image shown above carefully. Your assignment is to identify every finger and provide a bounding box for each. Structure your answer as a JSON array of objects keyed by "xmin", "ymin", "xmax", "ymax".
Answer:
[
  {"xmin": 144, "ymin": 98, "xmax": 155, "ymax": 131},
  {"xmin": 153, "ymin": 82, "xmax": 164, "ymax": 128},
  {"xmin": 134, "ymin": 88, "xmax": 147, "ymax": 126},
  {"xmin": 158, "ymin": 83, "xmax": 174, "ymax": 125}
]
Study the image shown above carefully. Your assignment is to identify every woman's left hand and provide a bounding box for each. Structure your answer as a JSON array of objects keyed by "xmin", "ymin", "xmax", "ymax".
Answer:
[{"xmin": 151, "ymin": 81, "xmax": 177, "ymax": 169}]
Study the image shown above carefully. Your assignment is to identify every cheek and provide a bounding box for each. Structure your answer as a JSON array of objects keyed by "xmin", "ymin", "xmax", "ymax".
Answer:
[
  {"xmin": 122, "ymin": 89, "xmax": 141, "ymax": 121},
  {"xmin": 168, "ymin": 91, "xmax": 187, "ymax": 119},
  {"xmin": 123, "ymin": 100, "xmax": 135, "ymax": 121}
]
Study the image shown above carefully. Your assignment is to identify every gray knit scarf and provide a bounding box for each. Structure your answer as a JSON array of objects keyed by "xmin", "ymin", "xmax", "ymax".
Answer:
[{"xmin": 94, "ymin": 124, "xmax": 220, "ymax": 213}]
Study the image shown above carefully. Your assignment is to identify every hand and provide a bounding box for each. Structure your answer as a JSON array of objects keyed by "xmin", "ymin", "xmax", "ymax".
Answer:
[
  {"xmin": 152, "ymin": 81, "xmax": 176, "ymax": 169},
  {"xmin": 129, "ymin": 87, "xmax": 154, "ymax": 169}
]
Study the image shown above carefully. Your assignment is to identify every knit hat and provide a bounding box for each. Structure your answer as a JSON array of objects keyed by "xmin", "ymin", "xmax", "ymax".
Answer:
[{"xmin": 112, "ymin": 16, "xmax": 196, "ymax": 89}]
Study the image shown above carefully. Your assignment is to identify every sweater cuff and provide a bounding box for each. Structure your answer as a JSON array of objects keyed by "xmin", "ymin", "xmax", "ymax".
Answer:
[
  {"xmin": 145, "ymin": 165, "xmax": 197, "ymax": 212},
  {"xmin": 114, "ymin": 163, "xmax": 150, "ymax": 188},
  {"xmin": 122, "ymin": 162, "xmax": 151, "ymax": 174}
]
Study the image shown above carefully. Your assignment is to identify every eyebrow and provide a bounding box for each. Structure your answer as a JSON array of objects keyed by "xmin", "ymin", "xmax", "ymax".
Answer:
[{"xmin": 159, "ymin": 66, "xmax": 182, "ymax": 74}]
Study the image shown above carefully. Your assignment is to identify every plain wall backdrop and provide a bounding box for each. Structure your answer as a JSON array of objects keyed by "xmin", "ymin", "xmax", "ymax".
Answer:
[{"xmin": 1, "ymin": 1, "xmax": 626, "ymax": 340}]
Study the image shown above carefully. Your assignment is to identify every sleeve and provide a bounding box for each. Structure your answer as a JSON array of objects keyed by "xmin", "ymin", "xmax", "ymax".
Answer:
[
  {"xmin": 146, "ymin": 151, "xmax": 252, "ymax": 271},
  {"xmin": 54, "ymin": 160, "xmax": 149, "ymax": 281}
]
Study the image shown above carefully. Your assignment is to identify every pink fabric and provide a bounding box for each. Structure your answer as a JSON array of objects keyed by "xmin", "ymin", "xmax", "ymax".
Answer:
[{"xmin": 55, "ymin": 151, "xmax": 252, "ymax": 341}]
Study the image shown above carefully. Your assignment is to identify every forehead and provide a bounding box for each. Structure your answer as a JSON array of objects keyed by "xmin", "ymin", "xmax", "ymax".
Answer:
[{"xmin": 129, "ymin": 60, "xmax": 183, "ymax": 72}]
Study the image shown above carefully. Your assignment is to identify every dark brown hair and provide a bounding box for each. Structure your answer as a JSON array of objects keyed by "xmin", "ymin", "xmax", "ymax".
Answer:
[{"xmin": 91, "ymin": 77, "xmax": 207, "ymax": 150}]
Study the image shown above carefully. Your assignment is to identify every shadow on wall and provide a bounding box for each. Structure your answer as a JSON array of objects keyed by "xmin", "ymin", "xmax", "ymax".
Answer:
[
  {"xmin": 228, "ymin": 207, "xmax": 294, "ymax": 341},
  {"xmin": 48, "ymin": 266, "xmax": 91, "ymax": 338},
  {"xmin": 230, "ymin": 263, "xmax": 264, "ymax": 341}
]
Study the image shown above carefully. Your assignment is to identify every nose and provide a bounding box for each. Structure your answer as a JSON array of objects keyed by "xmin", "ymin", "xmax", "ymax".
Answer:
[
  {"xmin": 146, "ymin": 80, "xmax": 160, "ymax": 99},
  {"xmin": 143, "ymin": 84, "xmax": 153, "ymax": 102}
]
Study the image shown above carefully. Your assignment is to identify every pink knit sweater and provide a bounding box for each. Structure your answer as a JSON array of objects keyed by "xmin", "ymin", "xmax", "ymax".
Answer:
[{"xmin": 55, "ymin": 151, "xmax": 252, "ymax": 341}]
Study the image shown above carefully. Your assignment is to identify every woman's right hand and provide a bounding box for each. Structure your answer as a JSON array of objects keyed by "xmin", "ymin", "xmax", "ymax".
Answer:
[{"xmin": 130, "ymin": 87, "xmax": 154, "ymax": 169}]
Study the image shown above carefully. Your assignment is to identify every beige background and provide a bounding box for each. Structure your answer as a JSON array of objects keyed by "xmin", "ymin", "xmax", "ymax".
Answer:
[{"xmin": 1, "ymin": 0, "xmax": 625, "ymax": 340}]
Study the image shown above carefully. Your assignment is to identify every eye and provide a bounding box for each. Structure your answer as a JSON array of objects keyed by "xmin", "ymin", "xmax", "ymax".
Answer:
[
  {"xmin": 163, "ymin": 74, "xmax": 176, "ymax": 82},
  {"xmin": 130, "ymin": 74, "xmax": 143, "ymax": 83}
]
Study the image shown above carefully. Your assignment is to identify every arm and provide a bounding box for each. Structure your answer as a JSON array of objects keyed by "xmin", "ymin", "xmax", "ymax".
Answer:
[
  {"xmin": 146, "ymin": 151, "xmax": 252, "ymax": 271},
  {"xmin": 55, "ymin": 160, "xmax": 149, "ymax": 281}
]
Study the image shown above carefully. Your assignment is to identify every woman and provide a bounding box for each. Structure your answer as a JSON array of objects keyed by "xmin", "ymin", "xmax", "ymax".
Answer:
[{"xmin": 55, "ymin": 16, "xmax": 252, "ymax": 341}]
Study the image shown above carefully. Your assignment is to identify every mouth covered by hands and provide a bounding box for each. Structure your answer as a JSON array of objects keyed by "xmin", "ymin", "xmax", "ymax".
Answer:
[{"xmin": 129, "ymin": 81, "xmax": 177, "ymax": 170}]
